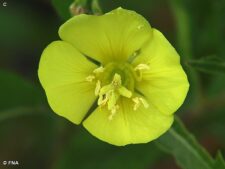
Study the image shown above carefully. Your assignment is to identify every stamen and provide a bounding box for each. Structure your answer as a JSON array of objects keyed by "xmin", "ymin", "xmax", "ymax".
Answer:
[
  {"xmin": 134, "ymin": 64, "xmax": 150, "ymax": 71},
  {"xmin": 86, "ymin": 66, "xmax": 104, "ymax": 83},
  {"xmin": 93, "ymin": 66, "xmax": 104, "ymax": 74},
  {"xmin": 132, "ymin": 97, "xmax": 141, "ymax": 111},
  {"xmin": 118, "ymin": 86, "xmax": 132, "ymax": 98},
  {"xmin": 108, "ymin": 105, "xmax": 119, "ymax": 120},
  {"xmin": 96, "ymin": 73, "xmax": 133, "ymax": 120},
  {"xmin": 99, "ymin": 85, "xmax": 112, "ymax": 95},
  {"xmin": 134, "ymin": 63, "xmax": 150, "ymax": 81},
  {"xmin": 132, "ymin": 97, "xmax": 149, "ymax": 111},
  {"xmin": 95, "ymin": 80, "xmax": 101, "ymax": 96},
  {"xmin": 108, "ymin": 92, "xmax": 120, "ymax": 111},
  {"xmin": 139, "ymin": 98, "xmax": 149, "ymax": 108},
  {"xmin": 98, "ymin": 93, "xmax": 109, "ymax": 106},
  {"xmin": 86, "ymin": 75, "xmax": 95, "ymax": 82}
]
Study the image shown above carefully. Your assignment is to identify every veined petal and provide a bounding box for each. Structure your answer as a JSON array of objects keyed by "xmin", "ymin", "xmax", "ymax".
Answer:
[
  {"xmin": 83, "ymin": 96, "xmax": 174, "ymax": 146},
  {"xmin": 38, "ymin": 41, "xmax": 97, "ymax": 124},
  {"xmin": 59, "ymin": 7, "xmax": 152, "ymax": 64},
  {"xmin": 134, "ymin": 29, "xmax": 189, "ymax": 115}
]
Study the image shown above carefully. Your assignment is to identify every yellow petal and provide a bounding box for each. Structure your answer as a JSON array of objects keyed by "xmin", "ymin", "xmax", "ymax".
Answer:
[
  {"xmin": 83, "ymin": 96, "xmax": 174, "ymax": 146},
  {"xmin": 38, "ymin": 41, "xmax": 97, "ymax": 124},
  {"xmin": 59, "ymin": 7, "xmax": 152, "ymax": 64},
  {"xmin": 133, "ymin": 28, "xmax": 180, "ymax": 68},
  {"xmin": 134, "ymin": 29, "xmax": 189, "ymax": 115}
]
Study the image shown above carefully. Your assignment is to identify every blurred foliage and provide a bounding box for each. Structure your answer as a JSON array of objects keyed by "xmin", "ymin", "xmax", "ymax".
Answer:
[
  {"xmin": 0, "ymin": 70, "xmax": 44, "ymax": 110},
  {"xmin": 0, "ymin": 69, "xmax": 57, "ymax": 169},
  {"xmin": 188, "ymin": 56, "xmax": 225, "ymax": 75},
  {"xmin": 0, "ymin": 0, "xmax": 225, "ymax": 169}
]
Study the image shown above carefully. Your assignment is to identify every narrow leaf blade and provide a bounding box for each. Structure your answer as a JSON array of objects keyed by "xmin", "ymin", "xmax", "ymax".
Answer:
[{"xmin": 156, "ymin": 117, "xmax": 225, "ymax": 169}]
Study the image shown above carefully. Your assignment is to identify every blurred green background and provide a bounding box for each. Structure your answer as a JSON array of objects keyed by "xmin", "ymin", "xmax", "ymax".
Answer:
[{"xmin": 0, "ymin": 0, "xmax": 225, "ymax": 169}]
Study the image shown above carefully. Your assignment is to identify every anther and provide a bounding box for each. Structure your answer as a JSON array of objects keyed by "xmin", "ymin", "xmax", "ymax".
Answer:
[
  {"xmin": 134, "ymin": 64, "xmax": 150, "ymax": 71},
  {"xmin": 93, "ymin": 66, "xmax": 104, "ymax": 74},
  {"xmin": 96, "ymin": 73, "xmax": 133, "ymax": 120}
]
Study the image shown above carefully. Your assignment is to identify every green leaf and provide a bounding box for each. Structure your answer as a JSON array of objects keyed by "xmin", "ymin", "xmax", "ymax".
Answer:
[
  {"xmin": 187, "ymin": 57, "xmax": 225, "ymax": 75},
  {"xmin": 215, "ymin": 152, "xmax": 225, "ymax": 169},
  {"xmin": 202, "ymin": 74, "xmax": 225, "ymax": 142},
  {"xmin": 156, "ymin": 117, "xmax": 225, "ymax": 169},
  {"xmin": 51, "ymin": 0, "xmax": 74, "ymax": 20}
]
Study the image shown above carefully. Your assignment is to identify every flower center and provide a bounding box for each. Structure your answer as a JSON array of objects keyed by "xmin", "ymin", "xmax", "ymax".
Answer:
[
  {"xmin": 86, "ymin": 62, "xmax": 149, "ymax": 120},
  {"xmin": 102, "ymin": 62, "xmax": 136, "ymax": 90}
]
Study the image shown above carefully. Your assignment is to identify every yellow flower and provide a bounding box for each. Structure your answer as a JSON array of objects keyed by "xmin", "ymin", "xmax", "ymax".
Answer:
[{"xmin": 38, "ymin": 7, "xmax": 189, "ymax": 146}]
